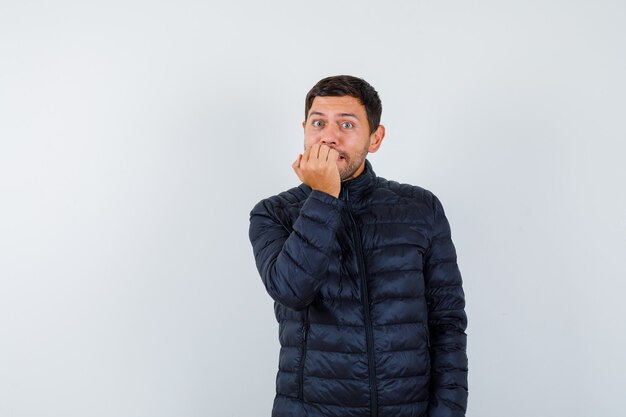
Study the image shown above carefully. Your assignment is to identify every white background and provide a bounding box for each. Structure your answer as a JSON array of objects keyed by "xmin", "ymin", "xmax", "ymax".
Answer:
[{"xmin": 1, "ymin": 1, "xmax": 625, "ymax": 416}]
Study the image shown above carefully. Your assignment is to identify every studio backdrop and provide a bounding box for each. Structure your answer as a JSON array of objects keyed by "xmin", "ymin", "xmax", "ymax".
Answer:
[{"xmin": 1, "ymin": 1, "xmax": 624, "ymax": 416}]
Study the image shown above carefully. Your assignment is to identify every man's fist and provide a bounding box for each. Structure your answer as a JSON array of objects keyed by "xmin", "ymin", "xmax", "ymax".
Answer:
[{"xmin": 292, "ymin": 144, "xmax": 341, "ymax": 198}]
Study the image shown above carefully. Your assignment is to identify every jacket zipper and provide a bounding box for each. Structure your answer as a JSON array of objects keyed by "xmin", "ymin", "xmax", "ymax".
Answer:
[
  {"xmin": 345, "ymin": 186, "xmax": 378, "ymax": 417},
  {"xmin": 299, "ymin": 314, "xmax": 310, "ymax": 400}
]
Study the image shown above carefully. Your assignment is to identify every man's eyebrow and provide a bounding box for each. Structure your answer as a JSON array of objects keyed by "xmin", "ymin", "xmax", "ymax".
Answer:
[{"xmin": 308, "ymin": 111, "xmax": 360, "ymax": 119}]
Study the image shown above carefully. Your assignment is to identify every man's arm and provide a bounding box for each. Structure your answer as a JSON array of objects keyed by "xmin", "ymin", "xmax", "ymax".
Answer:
[
  {"xmin": 249, "ymin": 143, "xmax": 343, "ymax": 310},
  {"xmin": 249, "ymin": 191, "xmax": 343, "ymax": 310},
  {"xmin": 424, "ymin": 195, "xmax": 468, "ymax": 417}
]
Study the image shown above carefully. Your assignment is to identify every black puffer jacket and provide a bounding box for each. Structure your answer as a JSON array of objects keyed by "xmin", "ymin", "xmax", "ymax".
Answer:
[{"xmin": 249, "ymin": 161, "xmax": 467, "ymax": 417}]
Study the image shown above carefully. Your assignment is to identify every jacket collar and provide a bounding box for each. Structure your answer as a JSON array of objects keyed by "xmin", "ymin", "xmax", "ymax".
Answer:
[{"xmin": 339, "ymin": 159, "xmax": 377, "ymax": 202}]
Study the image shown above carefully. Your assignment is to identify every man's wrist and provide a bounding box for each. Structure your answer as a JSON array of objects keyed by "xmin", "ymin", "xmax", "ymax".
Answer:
[{"xmin": 311, "ymin": 186, "xmax": 339, "ymax": 198}]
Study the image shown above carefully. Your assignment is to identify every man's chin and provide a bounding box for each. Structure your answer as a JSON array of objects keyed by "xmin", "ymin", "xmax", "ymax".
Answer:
[{"xmin": 339, "ymin": 167, "xmax": 359, "ymax": 182}]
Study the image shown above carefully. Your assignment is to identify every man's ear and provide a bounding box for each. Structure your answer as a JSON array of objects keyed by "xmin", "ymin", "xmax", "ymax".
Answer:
[
  {"xmin": 302, "ymin": 120, "xmax": 306, "ymax": 129},
  {"xmin": 368, "ymin": 125, "xmax": 385, "ymax": 153}
]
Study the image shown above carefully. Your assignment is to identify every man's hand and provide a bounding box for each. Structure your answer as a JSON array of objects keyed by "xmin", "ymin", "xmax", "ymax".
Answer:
[{"xmin": 292, "ymin": 144, "xmax": 341, "ymax": 198}]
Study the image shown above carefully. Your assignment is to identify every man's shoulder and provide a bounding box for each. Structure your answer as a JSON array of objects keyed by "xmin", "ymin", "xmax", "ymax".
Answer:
[
  {"xmin": 373, "ymin": 175, "xmax": 436, "ymax": 205},
  {"xmin": 250, "ymin": 184, "xmax": 309, "ymax": 217}
]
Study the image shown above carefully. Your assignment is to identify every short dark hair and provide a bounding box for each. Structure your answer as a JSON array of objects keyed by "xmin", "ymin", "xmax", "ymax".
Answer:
[{"xmin": 305, "ymin": 75, "xmax": 382, "ymax": 134}]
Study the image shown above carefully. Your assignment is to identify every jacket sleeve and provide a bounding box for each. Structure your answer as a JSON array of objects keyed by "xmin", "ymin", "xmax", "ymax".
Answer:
[
  {"xmin": 249, "ymin": 190, "xmax": 343, "ymax": 311},
  {"xmin": 424, "ymin": 195, "xmax": 468, "ymax": 417}
]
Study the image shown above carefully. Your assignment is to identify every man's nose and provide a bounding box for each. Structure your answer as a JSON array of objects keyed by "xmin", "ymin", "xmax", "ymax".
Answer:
[{"xmin": 320, "ymin": 124, "xmax": 340, "ymax": 145}]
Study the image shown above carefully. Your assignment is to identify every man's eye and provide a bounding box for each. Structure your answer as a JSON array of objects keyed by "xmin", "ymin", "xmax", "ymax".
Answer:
[
  {"xmin": 341, "ymin": 122, "xmax": 354, "ymax": 129},
  {"xmin": 312, "ymin": 120, "xmax": 324, "ymax": 127}
]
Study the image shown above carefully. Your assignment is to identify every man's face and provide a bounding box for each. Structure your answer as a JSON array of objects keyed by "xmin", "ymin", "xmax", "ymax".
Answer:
[{"xmin": 303, "ymin": 96, "xmax": 384, "ymax": 182}]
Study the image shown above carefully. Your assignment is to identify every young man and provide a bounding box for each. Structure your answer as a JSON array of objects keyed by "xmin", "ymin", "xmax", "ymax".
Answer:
[{"xmin": 249, "ymin": 75, "xmax": 468, "ymax": 417}]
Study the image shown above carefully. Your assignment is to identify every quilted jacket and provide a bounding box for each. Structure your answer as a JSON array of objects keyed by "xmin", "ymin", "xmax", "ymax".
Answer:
[{"xmin": 249, "ymin": 160, "xmax": 468, "ymax": 417}]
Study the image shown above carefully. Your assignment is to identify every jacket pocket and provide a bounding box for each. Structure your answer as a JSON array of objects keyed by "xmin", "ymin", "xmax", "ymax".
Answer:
[
  {"xmin": 298, "ymin": 321, "xmax": 310, "ymax": 401},
  {"xmin": 422, "ymin": 323, "xmax": 431, "ymax": 348},
  {"xmin": 422, "ymin": 323, "xmax": 431, "ymax": 373}
]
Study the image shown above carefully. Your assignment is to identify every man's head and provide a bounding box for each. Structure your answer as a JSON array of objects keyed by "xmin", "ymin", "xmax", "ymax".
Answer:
[
  {"xmin": 305, "ymin": 75, "xmax": 382, "ymax": 134},
  {"xmin": 302, "ymin": 75, "xmax": 385, "ymax": 181}
]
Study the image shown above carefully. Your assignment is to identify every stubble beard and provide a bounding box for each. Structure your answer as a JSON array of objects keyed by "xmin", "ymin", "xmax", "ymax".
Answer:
[{"xmin": 339, "ymin": 145, "xmax": 369, "ymax": 182}]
